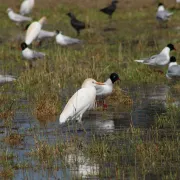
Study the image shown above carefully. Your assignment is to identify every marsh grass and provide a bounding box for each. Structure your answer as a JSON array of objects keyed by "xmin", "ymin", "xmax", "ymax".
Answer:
[
  {"xmin": 0, "ymin": 151, "xmax": 14, "ymax": 179},
  {"xmin": 0, "ymin": 0, "xmax": 180, "ymax": 179},
  {"xmin": 0, "ymin": 92, "xmax": 16, "ymax": 120},
  {"xmin": 107, "ymin": 87, "xmax": 133, "ymax": 105}
]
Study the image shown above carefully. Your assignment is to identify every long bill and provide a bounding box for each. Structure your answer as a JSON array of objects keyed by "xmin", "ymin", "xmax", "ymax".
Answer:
[{"xmin": 95, "ymin": 81, "xmax": 105, "ymax": 85}]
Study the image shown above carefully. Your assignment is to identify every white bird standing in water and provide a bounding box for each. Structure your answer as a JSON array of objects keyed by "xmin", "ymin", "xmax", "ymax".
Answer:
[
  {"xmin": 135, "ymin": 44, "xmax": 176, "ymax": 66},
  {"xmin": 25, "ymin": 16, "xmax": 46, "ymax": 45},
  {"xmin": 59, "ymin": 78, "xmax": 105, "ymax": 124},
  {"xmin": 0, "ymin": 74, "xmax": 16, "ymax": 84},
  {"xmin": 7, "ymin": 8, "xmax": 32, "ymax": 24},
  {"xmin": 20, "ymin": 0, "xmax": 35, "ymax": 15},
  {"xmin": 21, "ymin": 42, "xmax": 45, "ymax": 60},
  {"xmin": 55, "ymin": 30, "xmax": 82, "ymax": 46}
]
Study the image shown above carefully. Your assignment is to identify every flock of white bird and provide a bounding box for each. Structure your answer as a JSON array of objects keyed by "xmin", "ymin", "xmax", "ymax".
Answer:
[{"xmin": 2, "ymin": 0, "xmax": 180, "ymax": 125}]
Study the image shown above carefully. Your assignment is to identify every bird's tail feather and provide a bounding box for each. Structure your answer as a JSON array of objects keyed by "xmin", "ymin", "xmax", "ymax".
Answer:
[{"xmin": 134, "ymin": 60, "xmax": 144, "ymax": 63}]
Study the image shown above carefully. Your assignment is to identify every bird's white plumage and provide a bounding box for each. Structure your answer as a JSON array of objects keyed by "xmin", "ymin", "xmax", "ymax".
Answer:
[
  {"xmin": 56, "ymin": 32, "xmax": 82, "ymax": 46},
  {"xmin": 37, "ymin": 29, "xmax": 56, "ymax": 41},
  {"xmin": 135, "ymin": 46, "xmax": 171, "ymax": 66},
  {"xmin": 22, "ymin": 47, "xmax": 45, "ymax": 60},
  {"xmin": 20, "ymin": 0, "xmax": 34, "ymax": 15},
  {"xmin": 7, "ymin": 8, "xmax": 32, "ymax": 23},
  {"xmin": 25, "ymin": 17, "xmax": 46, "ymax": 45},
  {"xmin": 166, "ymin": 60, "xmax": 180, "ymax": 79},
  {"xmin": 82, "ymin": 78, "xmax": 113, "ymax": 97},
  {"xmin": 59, "ymin": 78, "xmax": 101, "ymax": 124},
  {"xmin": 156, "ymin": 5, "xmax": 173, "ymax": 22},
  {"xmin": 0, "ymin": 75, "xmax": 16, "ymax": 84}
]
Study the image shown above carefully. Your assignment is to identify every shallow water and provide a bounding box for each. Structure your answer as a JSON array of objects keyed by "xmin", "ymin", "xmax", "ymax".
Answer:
[{"xmin": 1, "ymin": 83, "xmax": 180, "ymax": 179}]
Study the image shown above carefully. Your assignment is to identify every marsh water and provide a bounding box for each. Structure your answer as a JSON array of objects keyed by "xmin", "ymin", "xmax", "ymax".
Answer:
[{"xmin": 1, "ymin": 83, "xmax": 180, "ymax": 180}]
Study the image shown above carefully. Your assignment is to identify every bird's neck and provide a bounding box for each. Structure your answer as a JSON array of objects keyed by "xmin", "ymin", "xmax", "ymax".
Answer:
[
  {"xmin": 160, "ymin": 47, "xmax": 170, "ymax": 56},
  {"xmin": 39, "ymin": 17, "xmax": 46, "ymax": 25},
  {"xmin": 169, "ymin": 62, "xmax": 177, "ymax": 67},
  {"xmin": 158, "ymin": 5, "xmax": 165, "ymax": 11},
  {"xmin": 30, "ymin": 0, "xmax": 35, "ymax": 6},
  {"xmin": 105, "ymin": 78, "xmax": 113, "ymax": 85}
]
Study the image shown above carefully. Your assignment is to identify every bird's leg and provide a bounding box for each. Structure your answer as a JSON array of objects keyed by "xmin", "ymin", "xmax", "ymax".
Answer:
[
  {"xmin": 103, "ymin": 100, "xmax": 108, "ymax": 111},
  {"xmin": 77, "ymin": 30, "xmax": 80, "ymax": 36}
]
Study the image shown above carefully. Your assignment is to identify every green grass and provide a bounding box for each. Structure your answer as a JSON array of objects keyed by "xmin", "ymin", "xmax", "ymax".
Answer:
[{"xmin": 0, "ymin": 0, "xmax": 180, "ymax": 179}]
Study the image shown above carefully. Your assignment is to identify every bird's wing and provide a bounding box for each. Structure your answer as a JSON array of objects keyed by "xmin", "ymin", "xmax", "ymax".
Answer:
[
  {"xmin": 100, "ymin": 4, "xmax": 114, "ymax": 13},
  {"xmin": 25, "ymin": 22, "xmax": 41, "ymax": 44},
  {"xmin": 13, "ymin": 12, "xmax": 32, "ymax": 22},
  {"xmin": 168, "ymin": 65, "xmax": 180, "ymax": 76},
  {"xmin": 32, "ymin": 50, "xmax": 45, "ymax": 59},
  {"xmin": 38, "ymin": 30, "xmax": 56, "ymax": 39},
  {"xmin": 72, "ymin": 19, "xmax": 85, "ymax": 28},
  {"xmin": 59, "ymin": 88, "xmax": 95, "ymax": 123},
  {"xmin": 63, "ymin": 35, "xmax": 81, "ymax": 44},
  {"xmin": 20, "ymin": 0, "xmax": 29, "ymax": 14},
  {"xmin": 143, "ymin": 54, "xmax": 159, "ymax": 65},
  {"xmin": 156, "ymin": 11, "xmax": 172, "ymax": 20}
]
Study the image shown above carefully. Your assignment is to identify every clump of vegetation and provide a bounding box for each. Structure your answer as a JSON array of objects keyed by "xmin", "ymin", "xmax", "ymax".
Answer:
[
  {"xmin": 4, "ymin": 133, "xmax": 23, "ymax": 146},
  {"xmin": 33, "ymin": 92, "xmax": 60, "ymax": 119},
  {"xmin": 0, "ymin": 168, "xmax": 14, "ymax": 179},
  {"xmin": 0, "ymin": 93, "xmax": 15, "ymax": 120},
  {"xmin": 107, "ymin": 87, "xmax": 133, "ymax": 105},
  {"xmin": 0, "ymin": 151, "xmax": 15, "ymax": 179},
  {"xmin": 172, "ymin": 83, "xmax": 180, "ymax": 93}
]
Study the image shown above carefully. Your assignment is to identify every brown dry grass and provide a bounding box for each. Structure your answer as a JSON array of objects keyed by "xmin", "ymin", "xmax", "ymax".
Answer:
[
  {"xmin": 0, "ymin": 168, "xmax": 14, "ymax": 179},
  {"xmin": 34, "ymin": 93, "xmax": 59, "ymax": 119},
  {"xmin": 4, "ymin": 133, "xmax": 23, "ymax": 146},
  {"xmin": 107, "ymin": 87, "xmax": 133, "ymax": 105}
]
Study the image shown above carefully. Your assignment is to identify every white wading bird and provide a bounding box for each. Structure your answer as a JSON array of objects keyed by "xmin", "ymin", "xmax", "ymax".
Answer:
[
  {"xmin": 7, "ymin": 8, "xmax": 32, "ymax": 24},
  {"xmin": 156, "ymin": 3, "xmax": 173, "ymax": 26},
  {"xmin": 82, "ymin": 73, "xmax": 120, "ymax": 108},
  {"xmin": 59, "ymin": 78, "xmax": 105, "ymax": 124},
  {"xmin": 20, "ymin": 0, "xmax": 35, "ymax": 15},
  {"xmin": 166, "ymin": 56, "xmax": 180, "ymax": 79},
  {"xmin": 0, "ymin": 74, "xmax": 16, "ymax": 84},
  {"xmin": 25, "ymin": 16, "xmax": 46, "ymax": 45},
  {"xmin": 135, "ymin": 44, "xmax": 176, "ymax": 66},
  {"xmin": 55, "ymin": 30, "xmax": 82, "ymax": 46},
  {"xmin": 21, "ymin": 42, "xmax": 45, "ymax": 60}
]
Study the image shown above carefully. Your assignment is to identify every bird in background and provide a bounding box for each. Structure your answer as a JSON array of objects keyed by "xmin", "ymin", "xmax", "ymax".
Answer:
[
  {"xmin": 20, "ymin": 0, "xmax": 35, "ymax": 15},
  {"xmin": 166, "ymin": 56, "xmax": 180, "ymax": 79},
  {"xmin": 25, "ymin": 16, "xmax": 46, "ymax": 45},
  {"xmin": 7, "ymin": 8, "xmax": 32, "ymax": 24},
  {"xmin": 59, "ymin": 78, "xmax": 105, "ymax": 124},
  {"xmin": 135, "ymin": 44, "xmax": 176, "ymax": 66},
  {"xmin": 0, "ymin": 74, "xmax": 16, "ymax": 84},
  {"xmin": 55, "ymin": 30, "xmax": 82, "ymax": 46},
  {"xmin": 81, "ymin": 73, "xmax": 120, "ymax": 109},
  {"xmin": 100, "ymin": 0, "xmax": 118, "ymax": 19},
  {"xmin": 67, "ymin": 12, "xmax": 86, "ymax": 36},
  {"xmin": 21, "ymin": 42, "xmax": 45, "ymax": 60},
  {"xmin": 156, "ymin": 3, "xmax": 173, "ymax": 27}
]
